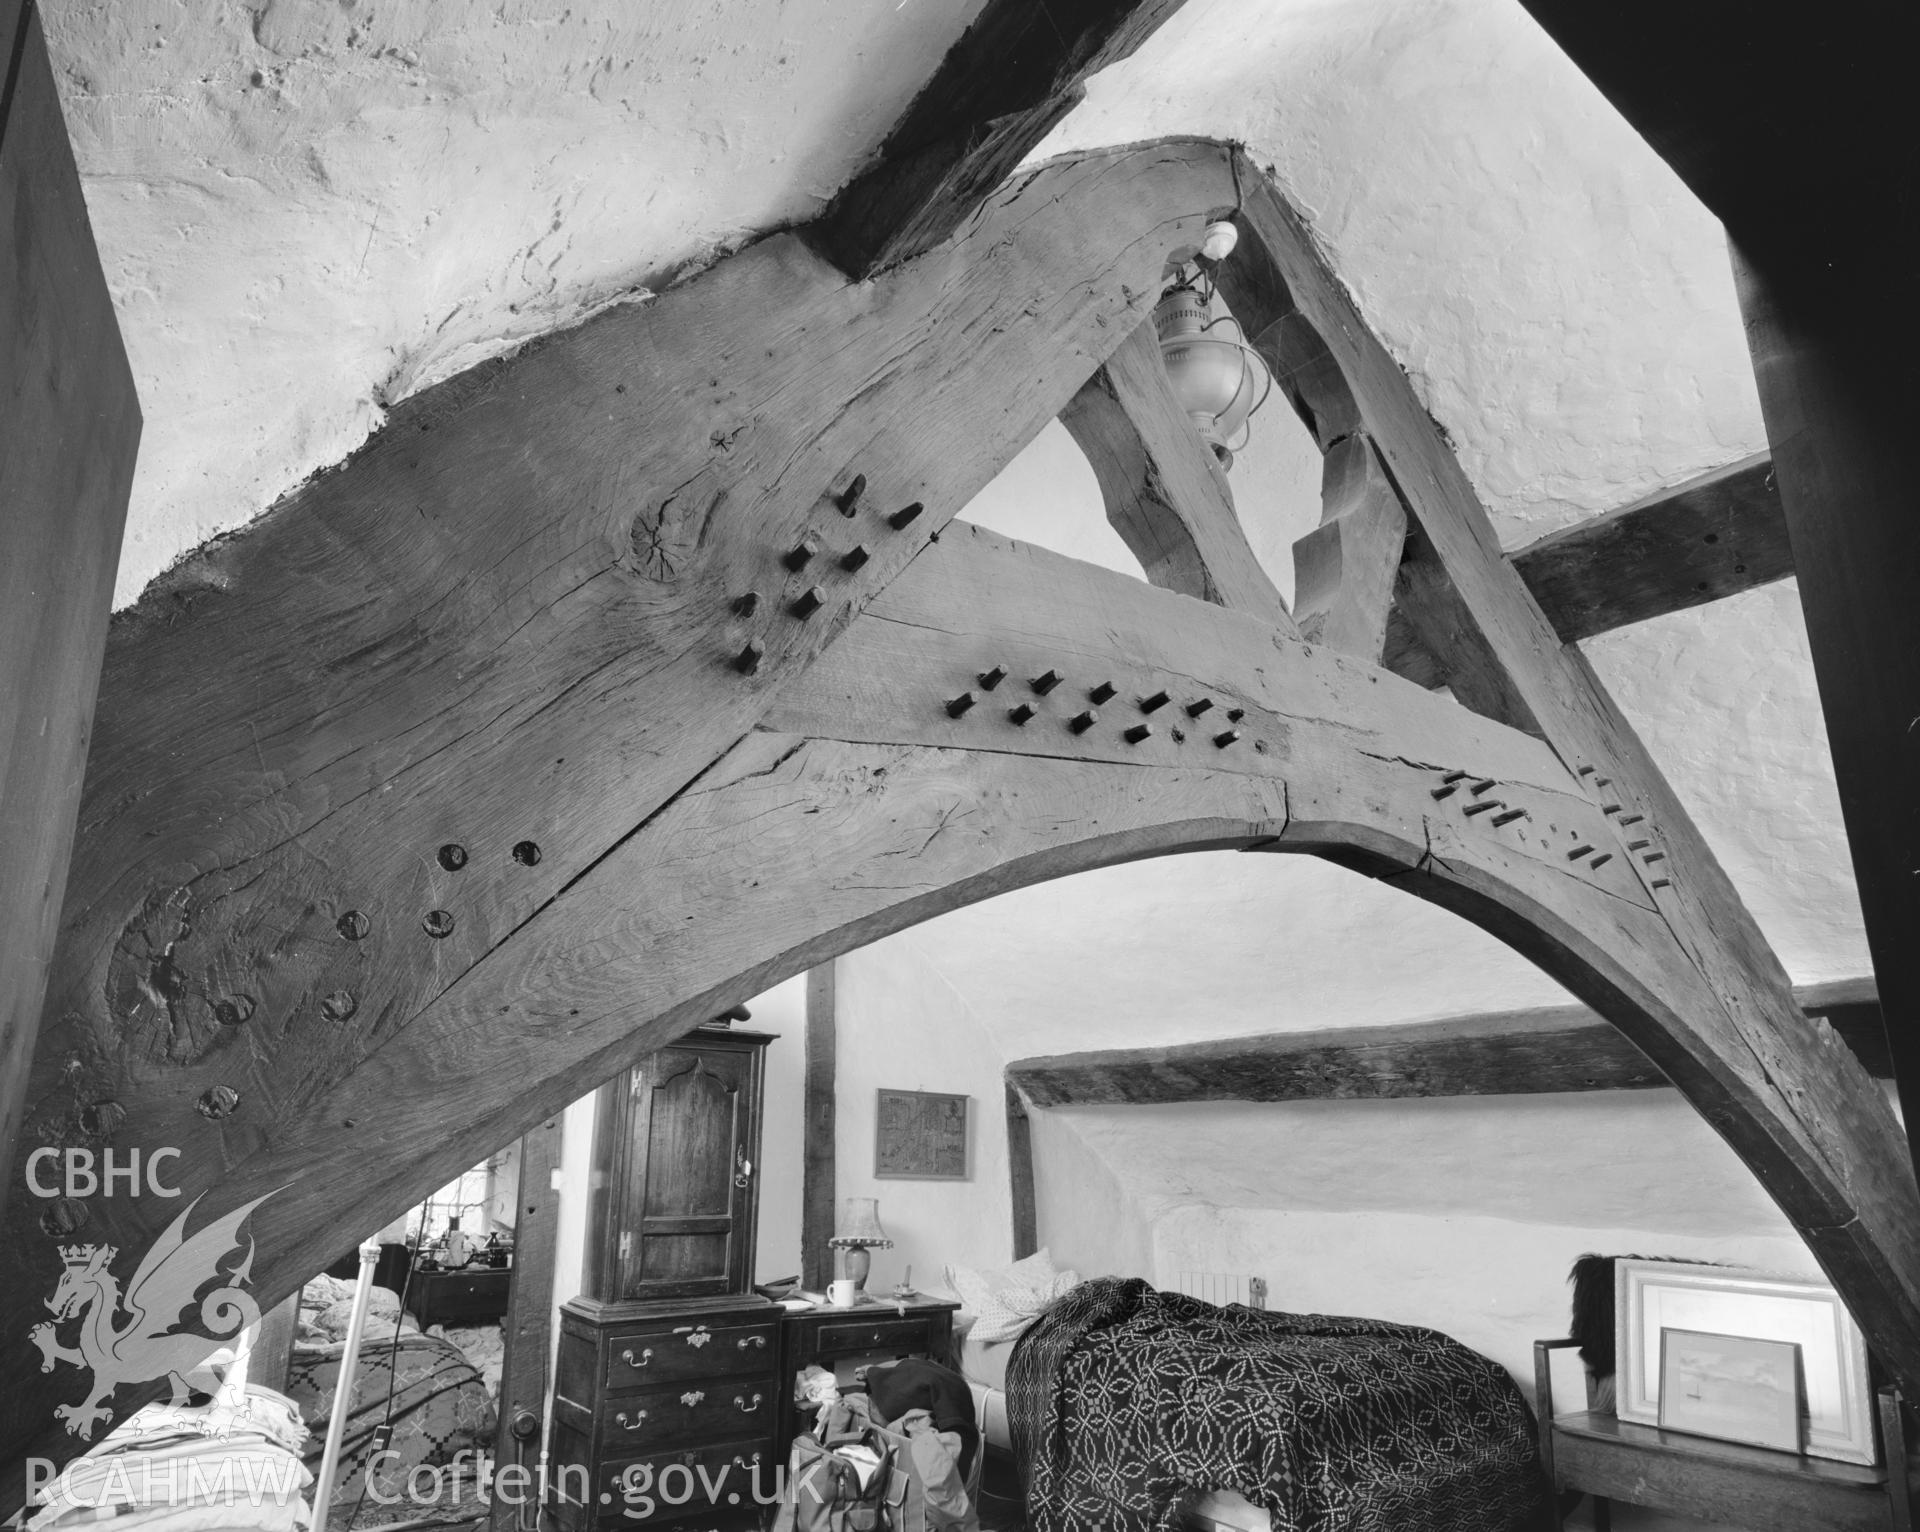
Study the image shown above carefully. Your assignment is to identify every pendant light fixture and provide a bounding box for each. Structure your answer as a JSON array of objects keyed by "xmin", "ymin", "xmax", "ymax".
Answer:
[{"xmin": 1154, "ymin": 220, "xmax": 1273, "ymax": 470}]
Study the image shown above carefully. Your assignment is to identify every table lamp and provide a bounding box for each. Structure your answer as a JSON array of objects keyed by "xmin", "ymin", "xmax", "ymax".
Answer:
[{"xmin": 828, "ymin": 1197, "xmax": 893, "ymax": 1291}]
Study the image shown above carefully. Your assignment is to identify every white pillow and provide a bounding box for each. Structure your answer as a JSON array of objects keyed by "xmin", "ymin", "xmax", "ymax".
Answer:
[{"xmin": 944, "ymin": 1248, "xmax": 1079, "ymax": 1343}]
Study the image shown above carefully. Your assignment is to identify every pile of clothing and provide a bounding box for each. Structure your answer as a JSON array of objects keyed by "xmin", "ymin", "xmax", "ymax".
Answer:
[
  {"xmin": 27, "ymin": 1388, "xmax": 312, "ymax": 1532},
  {"xmin": 774, "ymin": 1360, "xmax": 979, "ymax": 1532}
]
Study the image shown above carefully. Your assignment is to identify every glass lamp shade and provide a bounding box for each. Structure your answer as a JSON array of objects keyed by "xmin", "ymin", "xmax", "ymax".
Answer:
[
  {"xmin": 829, "ymin": 1196, "xmax": 891, "ymax": 1248},
  {"xmin": 1154, "ymin": 286, "xmax": 1273, "ymax": 470}
]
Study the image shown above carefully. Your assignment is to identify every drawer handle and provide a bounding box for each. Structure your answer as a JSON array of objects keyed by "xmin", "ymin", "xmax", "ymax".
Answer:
[
  {"xmin": 620, "ymin": 1346, "xmax": 654, "ymax": 1368},
  {"xmin": 737, "ymin": 1335, "xmax": 767, "ymax": 1350},
  {"xmin": 680, "ymin": 1390, "xmax": 706, "ymax": 1407},
  {"xmin": 732, "ymin": 1452, "xmax": 762, "ymax": 1470},
  {"xmin": 614, "ymin": 1409, "xmax": 648, "ymax": 1430},
  {"xmin": 733, "ymin": 1392, "xmax": 763, "ymax": 1414}
]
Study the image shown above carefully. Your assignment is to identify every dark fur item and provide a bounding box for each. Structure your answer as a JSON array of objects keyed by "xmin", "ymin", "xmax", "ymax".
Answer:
[
  {"xmin": 1568, "ymin": 1253, "xmax": 1707, "ymax": 1378},
  {"xmin": 1569, "ymin": 1255, "xmax": 1619, "ymax": 1376}
]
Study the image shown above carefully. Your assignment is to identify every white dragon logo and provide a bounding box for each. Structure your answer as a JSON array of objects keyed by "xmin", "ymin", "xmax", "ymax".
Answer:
[{"xmin": 29, "ymin": 1192, "xmax": 272, "ymax": 1440}]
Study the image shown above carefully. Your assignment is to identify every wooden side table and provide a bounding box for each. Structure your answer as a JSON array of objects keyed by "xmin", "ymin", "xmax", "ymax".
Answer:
[
  {"xmin": 1534, "ymin": 1337, "xmax": 1915, "ymax": 1532},
  {"xmin": 775, "ymin": 1295, "xmax": 960, "ymax": 1450}
]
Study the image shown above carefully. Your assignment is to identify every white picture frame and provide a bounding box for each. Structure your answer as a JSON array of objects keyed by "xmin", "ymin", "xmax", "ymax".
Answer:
[{"xmin": 1616, "ymin": 1259, "xmax": 1874, "ymax": 1465}]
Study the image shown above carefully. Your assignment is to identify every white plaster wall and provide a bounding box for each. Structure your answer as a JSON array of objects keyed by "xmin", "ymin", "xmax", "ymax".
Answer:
[
  {"xmin": 833, "ymin": 932, "xmax": 1014, "ymax": 1291},
  {"xmin": 1042, "ymin": 1091, "xmax": 1803, "ymax": 1239},
  {"xmin": 1152, "ymin": 1201, "xmax": 1817, "ymax": 1397},
  {"xmin": 43, "ymin": 0, "xmax": 989, "ymax": 607},
  {"xmin": 1027, "ymin": 1102, "xmax": 1156, "ymax": 1280},
  {"xmin": 1036, "ymin": 0, "xmax": 1766, "ymax": 543}
]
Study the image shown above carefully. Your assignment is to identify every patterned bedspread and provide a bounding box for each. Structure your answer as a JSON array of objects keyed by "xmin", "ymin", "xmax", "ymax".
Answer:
[
  {"xmin": 1007, "ymin": 1278, "xmax": 1546, "ymax": 1532},
  {"xmin": 288, "ymin": 1330, "xmax": 494, "ymax": 1529}
]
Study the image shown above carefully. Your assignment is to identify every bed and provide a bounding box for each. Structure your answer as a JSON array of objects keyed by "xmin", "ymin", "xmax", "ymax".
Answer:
[
  {"xmin": 286, "ymin": 1277, "xmax": 497, "ymax": 1529},
  {"xmin": 945, "ymin": 1258, "xmax": 1546, "ymax": 1532}
]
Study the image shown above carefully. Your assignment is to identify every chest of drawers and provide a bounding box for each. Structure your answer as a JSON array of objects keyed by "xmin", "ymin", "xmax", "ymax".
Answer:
[{"xmin": 549, "ymin": 1296, "xmax": 780, "ymax": 1532}]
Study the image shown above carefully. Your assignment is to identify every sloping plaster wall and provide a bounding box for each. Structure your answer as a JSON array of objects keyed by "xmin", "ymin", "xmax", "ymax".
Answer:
[{"xmin": 43, "ymin": 0, "xmax": 989, "ymax": 606}]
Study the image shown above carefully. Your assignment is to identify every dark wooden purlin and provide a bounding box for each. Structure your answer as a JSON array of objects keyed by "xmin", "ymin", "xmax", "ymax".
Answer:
[
  {"xmin": 489, "ymin": 1114, "xmax": 564, "ymax": 1532},
  {"xmin": 1059, "ymin": 319, "xmax": 1293, "ymax": 627},
  {"xmin": 1516, "ymin": 0, "xmax": 1920, "ymax": 1196},
  {"xmin": 6, "ymin": 137, "xmax": 1918, "ymax": 1492},
  {"xmin": 0, "ymin": 0, "xmax": 141, "ymax": 1222},
  {"xmin": 801, "ymin": 963, "xmax": 838, "ymax": 1291},
  {"xmin": 812, "ymin": 0, "xmax": 1190, "ymax": 277},
  {"xmin": 1005, "ymin": 1083, "xmax": 1037, "ymax": 1261},
  {"xmin": 1006, "ymin": 981, "xmax": 1887, "ymax": 1108},
  {"xmin": 1509, "ymin": 452, "xmax": 1786, "ymax": 643}
]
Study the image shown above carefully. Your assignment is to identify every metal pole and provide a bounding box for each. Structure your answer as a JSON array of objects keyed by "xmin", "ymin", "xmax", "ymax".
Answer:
[{"xmin": 311, "ymin": 1238, "xmax": 382, "ymax": 1530}]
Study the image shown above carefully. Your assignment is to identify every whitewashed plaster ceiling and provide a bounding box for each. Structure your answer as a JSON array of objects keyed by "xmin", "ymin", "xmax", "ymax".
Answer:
[
  {"xmin": 49, "ymin": 0, "xmax": 1866, "ymax": 1224},
  {"xmin": 45, "ymin": 0, "xmax": 990, "ymax": 605}
]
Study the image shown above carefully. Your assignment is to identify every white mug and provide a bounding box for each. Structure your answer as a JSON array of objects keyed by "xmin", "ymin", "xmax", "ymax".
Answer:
[{"xmin": 827, "ymin": 1279, "xmax": 858, "ymax": 1308}]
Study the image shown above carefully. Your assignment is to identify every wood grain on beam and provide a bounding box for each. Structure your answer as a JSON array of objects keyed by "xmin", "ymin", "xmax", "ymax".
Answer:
[
  {"xmin": 1292, "ymin": 433, "xmax": 1407, "ymax": 662},
  {"xmin": 0, "ymin": 0, "xmax": 140, "ymax": 1221},
  {"xmin": 1523, "ymin": 0, "xmax": 1918, "ymax": 1195},
  {"xmin": 1005, "ymin": 1084, "xmax": 1037, "ymax": 1261},
  {"xmin": 490, "ymin": 1114, "xmax": 564, "ymax": 1532},
  {"xmin": 1510, "ymin": 452, "xmax": 1787, "ymax": 643},
  {"xmin": 1008, "ymin": 981, "xmax": 1887, "ymax": 1107},
  {"xmin": 25, "ymin": 512, "xmax": 1903, "ymax": 1477},
  {"xmin": 1392, "ymin": 517, "xmax": 1544, "ymax": 737},
  {"xmin": 0, "ymin": 143, "xmax": 1242, "ymax": 1487},
  {"xmin": 814, "ymin": 0, "xmax": 1190, "ymax": 276},
  {"xmin": 1225, "ymin": 148, "xmax": 1920, "ymax": 1398},
  {"xmin": 801, "ymin": 963, "xmax": 837, "ymax": 1292},
  {"xmin": 1059, "ymin": 319, "xmax": 1294, "ymax": 628}
]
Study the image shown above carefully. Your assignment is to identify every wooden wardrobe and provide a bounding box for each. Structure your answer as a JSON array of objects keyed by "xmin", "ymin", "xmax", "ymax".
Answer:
[{"xmin": 550, "ymin": 1026, "xmax": 778, "ymax": 1532}]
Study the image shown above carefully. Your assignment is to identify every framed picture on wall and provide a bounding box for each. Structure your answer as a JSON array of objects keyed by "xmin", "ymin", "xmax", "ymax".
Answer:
[
  {"xmin": 875, "ymin": 1088, "xmax": 970, "ymax": 1180},
  {"xmin": 1616, "ymin": 1259, "xmax": 1874, "ymax": 1464}
]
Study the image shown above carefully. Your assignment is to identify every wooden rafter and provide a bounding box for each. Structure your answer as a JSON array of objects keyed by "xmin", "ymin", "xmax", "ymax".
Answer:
[
  {"xmin": 0, "ymin": 141, "xmax": 1244, "ymax": 1488},
  {"xmin": 4, "ymin": 139, "xmax": 1916, "ymax": 1491},
  {"xmin": 1509, "ymin": 452, "xmax": 1787, "ymax": 643},
  {"xmin": 1007, "ymin": 979, "xmax": 1888, "ymax": 1107},
  {"xmin": 1518, "ymin": 0, "xmax": 1920, "ymax": 1194},
  {"xmin": 1219, "ymin": 141, "xmax": 1920, "ymax": 1375},
  {"xmin": 813, "ymin": 0, "xmax": 1190, "ymax": 277},
  {"xmin": 1059, "ymin": 318, "xmax": 1293, "ymax": 627}
]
